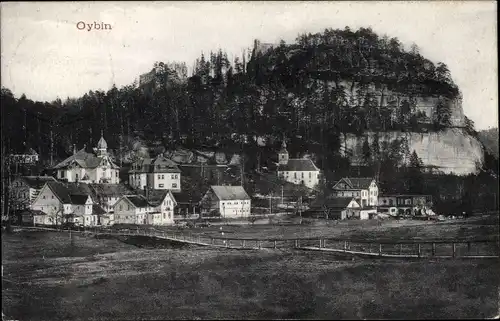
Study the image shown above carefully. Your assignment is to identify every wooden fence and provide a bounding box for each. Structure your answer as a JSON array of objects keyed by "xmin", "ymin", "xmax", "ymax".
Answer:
[{"xmin": 15, "ymin": 226, "xmax": 500, "ymax": 259}]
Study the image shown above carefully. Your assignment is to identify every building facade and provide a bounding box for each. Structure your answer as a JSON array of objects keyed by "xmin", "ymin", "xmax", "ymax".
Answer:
[
  {"xmin": 31, "ymin": 181, "xmax": 104, "ymax": 226},
  {"xmin": 52, "ymin": 135, "xmax": 120, "ymax": 184},
  {"xmin": 276, "ymin": 140, "xmax": 321, "ymax": 189},
  {"xmin": 9, "ymin": 176, "xmax": 57, "ymax": 211},
  {"xmin": 200, "ymin": 186, "xmax": 251, "ymax": 218},
  {"xmin": 332, "ymin": 177, "xmax": 379, "ymax": 207},
  {"xmin": 113, "ymin": 191, "xmax": 176, "ymax": 226},
  {"xmin": 128, "ymin": 155, "xmax": 181, "ymax": 192}
]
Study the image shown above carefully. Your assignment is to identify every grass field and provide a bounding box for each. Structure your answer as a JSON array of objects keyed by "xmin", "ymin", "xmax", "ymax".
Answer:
[
  {"xmin": 2, "ymin": 228, "xmax": 499, "ymax": 320},
  {"xmin": 111, "ymin": 214, "xmax": 500, "ymax": 241}
]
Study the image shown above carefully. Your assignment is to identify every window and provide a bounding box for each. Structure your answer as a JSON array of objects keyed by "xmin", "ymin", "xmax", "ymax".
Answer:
[
  {"xmin": 309, "ymin": 172, "xmax": 311, "ymax": 178},
  {"xmin": 127, "ymin": 205, "xmax": 130, "ymax": 211},
  {"xmin": 301, "ymin": 172, "xmax": 304, "ymax": 178},
  {"xmin": 175, "ymin": 175, "xmax": 178, "ymax": 179},
  {"xmin": 163, "ymin": 213, "xmax": 166, "ymax": 219},
  {"xmin": 172, "ymin": 183, "xmax": 177, "ymax": 188},
  {"xmin": 161, "ymin": 175, "xmax": 164, "ymax": 179},
  {"xmin": 159, "ymin": 184, "xmax": 164, "ymax": 188},
  {"xmin": 119, "ymin": 205, "xmax": 122, "ymax": 210},
  {"xmin": 51, "ymin": 195, "xmax": 54, "ymax": 199},
  {"xmin": 294, "ymin": 173, "xmax": 297, "ymax": 179},
  {"xmin": 43, "ymin": 195, "xmax": 46, "ymax": 199},
  {"xmin": 157, "ymin": 174, "xmax": 161, "ymax": 179}
]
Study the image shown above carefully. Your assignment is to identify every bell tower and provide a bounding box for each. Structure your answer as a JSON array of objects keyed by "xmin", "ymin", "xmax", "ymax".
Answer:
[{"xmin": 278, "ymin": 138, "xmax": 289, "ymax": 165}]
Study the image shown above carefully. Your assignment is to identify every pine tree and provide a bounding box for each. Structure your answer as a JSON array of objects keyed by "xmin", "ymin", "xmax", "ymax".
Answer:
[{"xmin": 362, "ymin": 135, "xmax": 371, "ymax": 165}]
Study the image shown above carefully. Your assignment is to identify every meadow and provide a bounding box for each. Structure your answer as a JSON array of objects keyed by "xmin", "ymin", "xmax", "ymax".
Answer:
[{"xmin": 2, "ymin": 216, "xmax": 499, "ymax": 320}]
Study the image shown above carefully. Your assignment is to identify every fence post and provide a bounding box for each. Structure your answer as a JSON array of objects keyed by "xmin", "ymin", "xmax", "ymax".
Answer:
[
  {"xmin": 259, "ymin": 240, "xmax": 262, "ymax": 249},
  {"xmin": 344, "ymin": 241, "xmax": 347, "ymax": 252},
  {"xmin": 319, "ymin": 239, "xmax": 322, "ymax": 249},
  {"xmin": 432, "ymin": 243, "xmax": 436, "ymax": 256},
  {"xmin": 274, "ymin": 240, "xmax": 277, "ymax": 249},
  {"xmin": 452, "ymin": 243, "xmax": 456, "ymax": 258},
  {"xmin": 418, "ymin": 244, "xmax": 421, "ymax": 258},
  {"xmin": 295, "ymin": 239, "xmax": 298, "ymax": 248},
  {"xmin": 379, "ymin": 244, "xmax": 382, "ymax": 256},
  {"xmin": 242, "ymin": 240, "xmax": 245, "ymax": 248}
]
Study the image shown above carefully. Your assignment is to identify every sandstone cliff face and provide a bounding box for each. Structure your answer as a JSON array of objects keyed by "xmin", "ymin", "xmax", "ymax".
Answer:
[{"xmin": 340, "ymin": 128, "xmax": 484, "ymax": 175}]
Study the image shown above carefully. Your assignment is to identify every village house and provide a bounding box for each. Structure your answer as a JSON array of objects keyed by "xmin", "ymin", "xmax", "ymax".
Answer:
[
  {"xmin": 52, "ymin": 134, "xmax": 120, "ymax": 184},
  {"xmin": 9, "ymin": 176, "xmax": 57, "ymax": 211},
  {"xmin": 128, "ymin": 154, "xmax": 181, "ymax": 192},
  {"xmin": 276, "ymin": 139, "xmax": 321, "ymax": 189},
  {"xmin": 200, "ymin": 185, "xmax": 251, "ymax": 218},
  {"xmin": 113, "ymin": 190, "xmax": 177, "ymax": 225},
  {"xmin": 378, "ymin": 194, "xmax": 434, "ymax": 216},
  {"xmin": 89, "ymin": 183, "xmax": 134, "ymax": 213},
  {"xmin": 306, "ymin": 196, "xmax": 361, "ymax": 220},
  {"xmin": 332, "ymin": 177, "xmax": 379, "ymax": 207},
  {"xmin": 30, "ymin": 181, "xmax": 105, "ymax": 226}
]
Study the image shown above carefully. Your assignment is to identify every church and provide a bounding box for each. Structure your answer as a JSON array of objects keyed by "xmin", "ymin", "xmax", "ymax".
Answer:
[
  {"xmin": 52, "ymin": 134, "xmax": 120, "ymax": 184},
  {"xmin": 276, "ymin": 139, "xmax": 321, "ymax": 189}
]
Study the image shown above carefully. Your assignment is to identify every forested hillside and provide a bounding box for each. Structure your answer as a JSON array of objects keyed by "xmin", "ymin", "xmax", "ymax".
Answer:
[{"xmin": 0, "ymin": 27, "xmax": 492, "ymax": 178}]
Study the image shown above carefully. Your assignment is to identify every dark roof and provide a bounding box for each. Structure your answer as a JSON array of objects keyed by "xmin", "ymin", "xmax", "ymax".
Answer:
[
  {"xmin": 70, "ymin": 194, "xmax": 90, "ymax": 205},
  {"xmin": 380, "ymin": 194, "xmax": 432, "ymax": 198},
  {"xmin": 19, "ymin": 176, "xmax": 56, "ymax": 189},
  {"xmin": 136, "ymin": 189, "xmax": 175, "ymax": 206},
  {"xmin": 45, "ymin": 181, "xmax": 93, "ymax": 204},
  {"xmin": 89, "ymin": 183, "xmax": 133, "ymax": 197},
  {"xmin": 277, "ymin": 159, "xmax": 319, "ymax": 172},
  {"xmin": 129, "ymin": 155, "xmax": 181, "ymax": 174},
  {"xmin": 252, "ymin": 173, "xmax": 314, "ymax": 197},
  {"xmin": 92, "ymin": 204, "xmax": 106, "ymax": 215},
  {"xmin": 335, "ymin": 177, "xmax": 374, "ymax": 190},
  {"xmin": 52, "ymin": 148, "xmax": 119, "ymax": 170},
  {"xmin": 310, "ymin": 197, "xmax": 357, "ymax": 209},
  {"xmin": 210, "ymin": 186, "xmax": 250, "ymax": 201},
  {"xmin": 172, "ymin": 190, "xmax": 202, "ymax": 204},
  {"xmin": 124, "ymin": 195, "xmax": 150, "ymax": 208}
]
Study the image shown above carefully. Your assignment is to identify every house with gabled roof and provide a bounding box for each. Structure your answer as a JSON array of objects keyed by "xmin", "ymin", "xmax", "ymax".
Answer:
[
  {"xmin": 88, "ymin": 183, "xmax": 134, "ymax": 213},
  {"xmin": 128, "ymin": 154, "xmax": 181, "ymax": 191},
  {"xmin": 200, "ymin": 185, "xmax": 251, "ymax": 218},
  {"xmin": 9, "ymin": 176, "xmax": 57, "ymax": 211},
  {"xmin": 332, "ymin": 177, "xmax": 379, "ymax": 207},
  {"xmin": 276, "ymin": 139, "xmax": 321, "ymax": 189},
  {"xmin": 307, "ymin": 196, "xmax": 360, "ymax": 220},
  {"xmin": 30, "ymin": 181, "xmax": 104, "ymax": 226},
  {"xmin": 113, "ymin": 190, "xmax": 177, "ymax": 225},
  {"xmin": 52, "ymin": 134, "xmax": 120, "ymax": 184}
]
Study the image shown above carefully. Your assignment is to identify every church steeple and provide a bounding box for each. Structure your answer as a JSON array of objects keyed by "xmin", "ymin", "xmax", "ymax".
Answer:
[
  {"xmin": 95, "ymin": 131, "xmax": 108, "ymax": 157},
  {"xmin": 278, "ymin": 136, "xmax": 289, "ymax": 165}
]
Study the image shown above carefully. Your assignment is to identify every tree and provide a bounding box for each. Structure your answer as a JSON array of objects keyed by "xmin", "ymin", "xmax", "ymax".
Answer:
[
  {"xmin": 362, "ymin": 136, "xmax": 371, "ymax": 165},
  {"xmin": 408, "ymin": 150, "xmax": 424, "ymax": 194},
  {"xmin": 435, "ymin": 100, "xmax": 452, "ymax": 129}
]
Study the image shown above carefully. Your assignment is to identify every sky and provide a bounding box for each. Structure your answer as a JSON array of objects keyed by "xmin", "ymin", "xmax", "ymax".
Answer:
[{"xmin": 1, "ymin": 1, "xmax": 497, "ymax": 130}]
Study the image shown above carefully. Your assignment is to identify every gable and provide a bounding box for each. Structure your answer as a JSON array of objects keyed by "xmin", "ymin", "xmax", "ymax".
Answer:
[{"xmin": 32, "ymin": 184, "xmax": 61, "ymax": 205}]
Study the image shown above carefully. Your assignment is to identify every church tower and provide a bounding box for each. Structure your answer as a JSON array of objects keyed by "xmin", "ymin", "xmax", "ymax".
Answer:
[
  {"xmin": 278, "ymin": 138, "xmax": 289, "ymax": 165},
  {"xmin": 95, "ymin": 131, "xmax": 108, "ymax": 157}
]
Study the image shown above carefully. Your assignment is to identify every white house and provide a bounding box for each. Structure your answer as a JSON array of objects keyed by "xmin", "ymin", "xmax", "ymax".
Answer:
[
  {"xmin": 128, "ymin": 154, "xmax": 181, "ymax": 192},
  {"xmin": 52, "ymin": 134, "xmax": 120, "ymax": 184},
  {"xmin": 9, "ymin": 176, "xmax": 57, "ymax": 211},
  {"xmin": 276, "ymin": 140, "xmax": 320, "ymax": 189},
  {"xmin": 332, "ymin": 177, "xmax": 379, "ymax": 207},
  {"xmin": 113, "ymin": 190, "xmax": 176, "ymax": 226},
  {"xmin": 200, "ymin": 185, "xmax": 251, "ymax": 218},
  {"xmin": 30, "ymin": 181, "xmax": 104, "ymax": 226}
]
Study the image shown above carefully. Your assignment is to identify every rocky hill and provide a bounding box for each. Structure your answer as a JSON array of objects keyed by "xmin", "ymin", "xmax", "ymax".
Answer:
[
  {"xmin": 477, "ymin": 128, "xmax": 499, "ymax": 159},
  {"xmin": 1, "ymin": 27, "xmax": 488, "ymax": 177}
]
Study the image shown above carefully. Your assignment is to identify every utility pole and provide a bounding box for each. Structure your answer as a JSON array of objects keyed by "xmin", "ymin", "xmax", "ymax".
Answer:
[{"xmin": 269, "ymin": 192, "xmax": 272, "ymax": 215}]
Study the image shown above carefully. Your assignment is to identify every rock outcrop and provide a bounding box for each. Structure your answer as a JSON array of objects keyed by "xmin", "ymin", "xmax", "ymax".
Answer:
[{"xmin": 340, "ymin": 128, "xmax": 484, "ymax": 175}]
